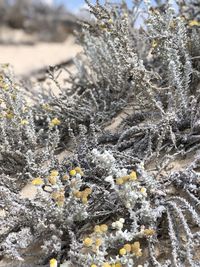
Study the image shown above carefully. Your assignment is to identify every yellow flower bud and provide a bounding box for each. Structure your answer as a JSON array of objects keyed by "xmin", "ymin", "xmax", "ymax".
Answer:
[
  {"xmin": 143, "ymin": 228, "xmax": 155, "ymax": 236},
  {"xmin": 48, "ymin": 175, "xmax": 57, "ymax": 185},
  {"xmin": 49, "ymin": 258, "xmax": 57, "ymax": 267},
  {"xmin": 131, "ymin": 241, "xmax": 142, "ymax": 257},
  {"xmin": 94, "ymin": 225, "xmax": 101, "ymax": 233},
  {"xmin": 74, "ymin": 166, "xmax": 82, "ymax": 173},
  {"xmin": 188, "ymin": 20, "xmax": 200, "ymax": 27},
  {"xmin": 50, "ymin": 118, "xmax": 61, "ymax": 127},
  {"xmin": 82, "ymin": 197, "xmax": 88, "ymax": 204},
  {"xmin": 116, "ymin": 178, "xmax": 124, "ymax": 185},
  {"xmin": 84, "ymin": 187, "xmax": 92, "ymax": 194},
  {"xmin": 119, "ymin": 248, "xmax": 126, "ymax": 256},
  {"xmin": 32, "ymin": 177, "xmax": 44, "ymax": 186},
  {"xmin": 129, "ymin": 171, "xmax": 137, "ymax": 180},
  {"xmin": 124, "ymin": 243, "xmax": 132, "ymax": 252},
  {"xmin": 20, "ymin": 119, "xmax": 29, "ymax": 125},
  {"xmin": 73, "ymin": 191, "xmax": 82, "ymax": 198},
  {"xmin": 50, "ymin": 170, "xmax": 59, "ymax": 176},
  {"xmin": 100, "ymin": 224, "xmax": 108, "ymax": 233},
  {"xmin": 69, "ymin": 169, "xmax": 76, "ymax": 176},
  {"xmin": 83, "ymin": 237, "xmax": 93, "ymax": 247},
  {"xmin": 122, "ymin": 175, "xmax": 130, "ymax": 182}
]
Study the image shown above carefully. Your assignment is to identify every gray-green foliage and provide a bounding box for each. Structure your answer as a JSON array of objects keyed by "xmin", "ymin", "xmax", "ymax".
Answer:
[{"xmin": 0, "ymin": 1, "xmax": 200, "ymax": 266}]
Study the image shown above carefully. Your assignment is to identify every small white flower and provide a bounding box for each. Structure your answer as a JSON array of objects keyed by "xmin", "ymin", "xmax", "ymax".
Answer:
[
  {"xmin": 126, "ymin": 202, "xmax": 131, "ymax": 208},
  {"xmin": 119, "ymin": 218, "xmax": 125, "ymax": 223},
  {"xmin": 76, "ymin": 173, "xmax": 82, "ymax": 179},
  {"xmin": 112, "ymin": 222, "xmax": 116, "ymax": 228},
  {"xmin": 105, "ymin": 175, "xmax": 113, "ymax": 183},
  {"xmin": 115, "ymin": 221, "xmax": 123, "ymax": 230}
]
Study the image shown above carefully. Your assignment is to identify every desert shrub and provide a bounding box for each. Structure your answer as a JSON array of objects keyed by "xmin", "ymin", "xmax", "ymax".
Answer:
[{"xmin": 0, "ymin": 1, "xmax": 200, "ymax": 267}]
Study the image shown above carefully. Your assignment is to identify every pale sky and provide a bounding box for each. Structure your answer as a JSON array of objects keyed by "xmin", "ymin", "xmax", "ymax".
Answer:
[
  {"xmin": 54, "ymin": 0, "xmax": 131, "ymax": 11},
  {"xmin": 53, "ymin": 0, "xmax": 177, "ymax": 13}
]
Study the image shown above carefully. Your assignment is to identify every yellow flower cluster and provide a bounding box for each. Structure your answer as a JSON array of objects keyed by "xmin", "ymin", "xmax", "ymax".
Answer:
[
  {"xmin": 48, "ymin": 170, "xmax": 59, "ymax": 185},
  {"xmin": 49, "ymin": 258, "xmax": 57, "ymax": 267},
  {"xmin": 116, "ymin": 171, "xmax": 137, "ymax": 185},
  {"xmin": 49, "ymin": 118, "xmax": 61, "ymax": 127},
  {"xmin": 188, "ymin": 20, "xmax": 200, "ymax": 27},
  {"xmin": 83, "ymin": 224, "xmax": 108, "ymax": 253},
  {"xmin": 32, "ymin": 177, "xmax": 44, "ymax": 186},
  {"xmin": 32, "ymin": 170, "xmax": 60, "ymax": 187},
  {"xmin": 119, "ymin": 241, "xmax": 142, "ymax": 257},
  {"xmin": 94, "ymin": 224, "xmax": 108, "ymax": 234},
  {"xmin": 20, "ymin": 119, "xmax": 29, "ymax": 125},
  {"xmin": 51, "ymin": 170, "xmax": 59, "ymax": 176},
  {"xmin": 83, "ymin": 236, "xmax": 101, "ymax": 250},
  {"xmin": 143, "ymin": 228, "xmax": 155, "ymax": 236},
  {"xmin": 69, "ymin": 166, "xmax": 84, "ymax": 177},
  {"xmin": 51, "ymin": 190, "xmax": 65, "ymax": 207},
  {"xmin": 5, "ymin": 110, "xmax": 14, "ymax": 119},
  {"xmin": 83, "ymin": 237, "xmax": 93, "ymax": 247},
  {"xmin": 73, "ymin": 187, "xmax": 92, "ymax": 204},
  {"xmin": 83, "ymin": 236, "xmax": 103, "ymax": 250},
  {"xmin": 69, "ymin": 169, "xmax": 76, "ymax": 176}
]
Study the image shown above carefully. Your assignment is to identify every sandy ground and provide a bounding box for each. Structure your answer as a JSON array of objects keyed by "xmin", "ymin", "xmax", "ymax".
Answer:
[{"xmin": 0, "ymin": 35, "xmax": 81, "ymax": 76}]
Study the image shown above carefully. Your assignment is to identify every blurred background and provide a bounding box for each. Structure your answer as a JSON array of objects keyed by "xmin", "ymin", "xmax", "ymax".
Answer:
[
  {"xmin": 0, "ymin": 0, "xmax": 169, "ymax": 77},
  {"xmin": 0, "ymin": 0, "xmax": 170, "ymax": 80},
  {"xmin": 0, "ymin": 0, "xmax": 93, "ymax": 77}
]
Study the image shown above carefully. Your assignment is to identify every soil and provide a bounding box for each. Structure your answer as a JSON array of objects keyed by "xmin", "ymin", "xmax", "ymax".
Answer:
[{"xmin": 0, "ymin": 33, "xmax": 81, "ymax": 77}]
